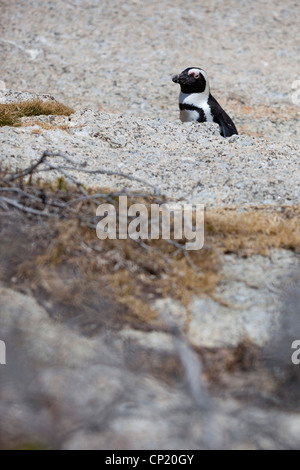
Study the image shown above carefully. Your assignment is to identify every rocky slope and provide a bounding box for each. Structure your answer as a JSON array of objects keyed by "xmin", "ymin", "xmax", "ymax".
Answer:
[{"xmin": 1, "ymin": 91, "xmax": 299, "ymax": 207}]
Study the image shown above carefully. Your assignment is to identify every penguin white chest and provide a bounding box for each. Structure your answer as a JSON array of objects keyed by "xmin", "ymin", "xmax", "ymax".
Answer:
[
  {"xmin": 200, "ymin": 102, "xmax": 214, "ymax": 123},
  {"xmin": 180, "ymin": 108, "xmax": 200, "ymax": 122},
  {"xmin": 179, "ymin": 92, "xmax": 214, "ymax": 123}
]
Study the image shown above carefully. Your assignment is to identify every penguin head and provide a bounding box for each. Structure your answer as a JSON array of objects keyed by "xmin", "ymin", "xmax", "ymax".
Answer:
[{"xmin": 172, "ymin": 67, "xmax": 209, "ymax": 94}]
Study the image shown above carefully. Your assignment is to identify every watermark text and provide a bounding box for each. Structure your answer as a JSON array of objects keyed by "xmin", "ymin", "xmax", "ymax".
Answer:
[
  {"xmin": 291, "ymin": 340, "xmax": 300, "ymax": 365},
  {"xmin": 96, "ymin": 197, "xmax": 204, "ymax": 251},
  {"xmin": 0, "ymin": 340, "xmax": 6, "ymax": 365}
]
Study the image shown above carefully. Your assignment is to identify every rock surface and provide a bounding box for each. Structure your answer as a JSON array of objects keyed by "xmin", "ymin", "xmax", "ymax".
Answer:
[
  {"xmin": 1, "ymin": 0, "xmax": 299, "ymax": 143},
  {"xmin": 0, "ymin": 89, "xmax": 57, "ymax": 104},
  {"xmin": 1, "ymin": 283, "xmax": 300, "ymax": 450},
  {"xmin": 0, "ymin": 105, "xmax": 299, "ymax": 208}
]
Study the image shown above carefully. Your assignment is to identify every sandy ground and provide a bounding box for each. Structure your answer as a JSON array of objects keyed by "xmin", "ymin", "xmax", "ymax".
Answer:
[
  {"xmin": 0, "ymin": 105, "xmax": 299, "ymax": 208},
  {"xmin": 0, "ymin": 0, "xmax": 299, "ymax": 142}
]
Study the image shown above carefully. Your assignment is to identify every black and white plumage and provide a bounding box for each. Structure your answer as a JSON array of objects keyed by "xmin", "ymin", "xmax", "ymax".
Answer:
[{"xmin": 172, "ymin": 67, "xmax": 238, "ymax": 137}]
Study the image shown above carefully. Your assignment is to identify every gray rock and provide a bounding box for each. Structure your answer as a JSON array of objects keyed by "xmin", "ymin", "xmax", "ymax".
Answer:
[
  {"xmin": 188, "ymin": 251, "xmax": 299, "ymax": 347},
  {"xmin": 0, "ymin": 89, "xmax": 58, "ymax": 104},
  {"xmin": 0, "ymin": 286, "xmax": 102, "ymax": 366},
  {"xmin": 119, "ymin": 328, "xmax": 174, "ymax": 352},
  {"xmin": 0, "ymin": 108, "xmax": 299, "ymax": 208}
]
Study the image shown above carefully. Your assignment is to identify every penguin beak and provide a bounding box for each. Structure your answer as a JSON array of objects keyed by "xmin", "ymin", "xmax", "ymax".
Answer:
[{"xmin": 172, "ymin": 75, "xmax": 180, "ymax": 84}]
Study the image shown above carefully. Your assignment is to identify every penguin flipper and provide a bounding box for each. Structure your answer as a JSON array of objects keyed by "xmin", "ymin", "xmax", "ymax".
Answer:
[
  {"xmin": 217, "ymin": 113, "xmax": 239, "ymax": 137},
  {"xmin": 208, "ymin": 94, "xmax": 238, "ymax": 137}
]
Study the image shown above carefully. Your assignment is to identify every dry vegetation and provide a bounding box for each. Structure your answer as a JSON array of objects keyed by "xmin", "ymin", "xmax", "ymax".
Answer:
[
  {"xmin": 206, "ymin": 206, "xmax": 300, "ymax": 256},
  {"xmin": 1, "ymin": 154, "xmax": 300, "ymax": 450},
  {"xmin": 1, "ymin": 152, "xmax": 299, "ymax": 331},
  {"xmin": 0, "ymin": 100, "xmax": 74, "ymax": 127}
]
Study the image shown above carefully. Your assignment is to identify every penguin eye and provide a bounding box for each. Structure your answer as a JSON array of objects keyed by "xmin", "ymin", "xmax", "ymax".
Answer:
[{"xmin": 188, "ymin": 70, "xmax": 200, "ymax": 79}]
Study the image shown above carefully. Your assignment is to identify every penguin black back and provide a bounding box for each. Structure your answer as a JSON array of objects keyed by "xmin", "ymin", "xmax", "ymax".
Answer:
[{"xmin": 172, "ymin": 67, "xmax": 238, "ymax": 137}]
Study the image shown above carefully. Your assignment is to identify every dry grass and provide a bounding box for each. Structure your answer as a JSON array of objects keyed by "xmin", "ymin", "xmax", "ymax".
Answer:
[
  {"xmin": 1, "ymin": 175, "xmax": 299, "ymax": 433},
  {"xmin": 205, "ymin": 206, "xmax": 300, "ymax": 256},
  {"xmin": 21, "ymin": 121, "xmax": 73, "ymax": 134},
  {"xmin": 14, "ymin": 201, "xmax": 298, "ymax": 331},
  {"xmin": 0, "ymin": 160, "xmax": 299, "ymax": 332},
  {"xmin": 102, "ymin": 206, "xmax": 300, "ymax": 325},
  {"xmin": 0, "ymin": 100, "xmax": 74, "ymax": 127}
]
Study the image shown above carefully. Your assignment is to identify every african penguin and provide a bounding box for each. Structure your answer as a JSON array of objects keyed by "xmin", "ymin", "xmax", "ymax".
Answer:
[{"xmin": 172, "ymin": 67, "xmax": 238, "ymax": 137}]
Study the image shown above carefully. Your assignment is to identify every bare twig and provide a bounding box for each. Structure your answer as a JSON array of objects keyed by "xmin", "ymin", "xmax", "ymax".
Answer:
[
  {"xmin": 2, "ymin": 152, "xmax": 48, "ymax": 183},
  {"xmin": 0, "ymin": 151, "xmax": 203, "ymax": 277},
  {"xmin": 0, "ymin": 196, "xmax": 59, "ymax": 217}
]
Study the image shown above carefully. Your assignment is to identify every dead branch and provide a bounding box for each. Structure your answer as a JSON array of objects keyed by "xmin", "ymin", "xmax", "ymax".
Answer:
[
  {"xmin": 1, "ymin": 152, "xmax": 48, "ymax": 183},
  {"xmin": 0, "ymin": 196, "xmax": 59, "ymax": 217},
  {"xmin": 0, "ymin": 151, "xmax": 203, "ymax": 277}
]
